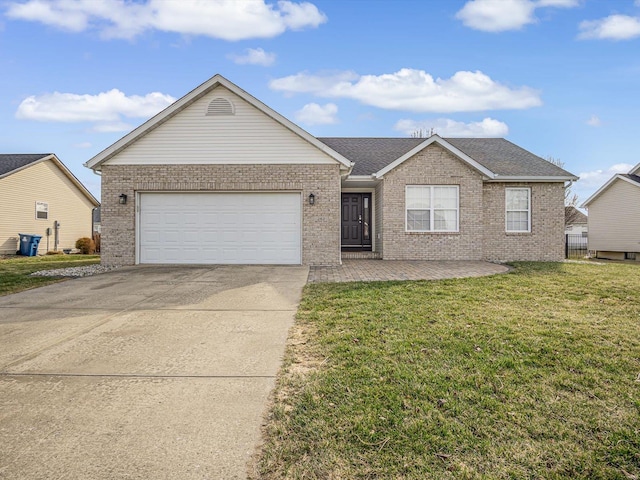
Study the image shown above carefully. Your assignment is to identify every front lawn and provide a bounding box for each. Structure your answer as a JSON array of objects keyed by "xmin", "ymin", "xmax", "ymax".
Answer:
[
  {"xmin": 255, "ymin": 262, "xmax": 640, "ymax": 479},
  {"xmin": 0, "ymin": 254, "xmax": 100, "ymax": 296}
]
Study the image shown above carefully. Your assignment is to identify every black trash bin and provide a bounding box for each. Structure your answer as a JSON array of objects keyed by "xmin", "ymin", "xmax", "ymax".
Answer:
[{"xmin": 18, "ymin": 234, "xmax": 42, "ymax": 256}]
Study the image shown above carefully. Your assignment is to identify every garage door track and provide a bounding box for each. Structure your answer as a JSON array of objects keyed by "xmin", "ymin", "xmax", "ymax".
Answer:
[{"xmin": 0, "ymin": 265, "xmax": 308, "ymax": 479}]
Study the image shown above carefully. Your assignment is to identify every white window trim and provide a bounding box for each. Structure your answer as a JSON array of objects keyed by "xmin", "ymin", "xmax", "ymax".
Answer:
[
  {"xmin": 35, "ymin": 201, "xmax": 48, "ymax": 220},
  {"xmin": 405, "ymin": 185, "xmax": 459, "ymax": 233},
  {"xmin": 505, "ymin": 187, "xmax": 531, "ymax": 233}
]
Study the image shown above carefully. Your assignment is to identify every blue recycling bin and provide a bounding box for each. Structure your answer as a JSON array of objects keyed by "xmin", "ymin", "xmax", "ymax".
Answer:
[{"xmin": 18, "ymin": 234, "xmax": 42, "ymax": 256}]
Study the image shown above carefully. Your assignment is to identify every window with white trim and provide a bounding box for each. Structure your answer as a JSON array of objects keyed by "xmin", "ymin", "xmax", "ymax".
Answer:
[
  {"xmin": 505, "ymin": 188, "xmax": 530, "ymax": 232},
  {"xmin": 406, "ymin": 185, "xmax": 459, "ymax": 232},
  {"xmin": 35, "ymin": 201, "xmax": 48, "ymax": 220}
]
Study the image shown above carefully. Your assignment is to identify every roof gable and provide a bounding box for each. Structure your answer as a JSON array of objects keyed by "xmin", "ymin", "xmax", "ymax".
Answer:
[
  {"xmin": 374, "ymin": 135, "xmax": 496, "ymax": 178},
  {"xmin": 85, "ymin": 74, "xmax": 352, "ymax": 171},
  {"xmin": 582, "ymin": 173, "xmax": 640, "ymax": 207},
  {"xmin": 1, "ymin": 154, "xmax": 99, "ymax": 206}
]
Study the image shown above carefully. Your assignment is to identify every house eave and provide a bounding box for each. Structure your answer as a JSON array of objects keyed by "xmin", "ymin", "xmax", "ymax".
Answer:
[
  {"xmin": 486, "ymin": 175, "xmax": 579, "ymax": 183},
  {"xmin": 342, "ymin": 174, "xmax": 379, "ymax": 189}
]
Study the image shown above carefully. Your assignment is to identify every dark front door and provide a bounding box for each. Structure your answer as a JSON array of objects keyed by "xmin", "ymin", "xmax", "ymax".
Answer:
[{"xmin": 341, "ymin": 193, "xmax": 372, "ymax": 250}]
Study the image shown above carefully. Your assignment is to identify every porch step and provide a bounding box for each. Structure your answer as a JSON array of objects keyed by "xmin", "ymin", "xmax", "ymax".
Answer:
[{"xmin": 341, "ymin": 251, "xmax": 381, "ymax": 260}]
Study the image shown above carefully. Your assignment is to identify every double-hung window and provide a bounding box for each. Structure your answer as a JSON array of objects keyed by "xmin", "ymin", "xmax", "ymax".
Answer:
[
  {"xmin": 406, "ymin": 185, "xmax": 459, "ymax": 232},
  {"xmin": 505, "ymin": 188, "xmax": 530, "ymax": 232}
]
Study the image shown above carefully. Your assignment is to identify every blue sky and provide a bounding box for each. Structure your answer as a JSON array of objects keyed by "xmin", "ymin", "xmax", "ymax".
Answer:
[{"xmin": 2, "ymin": 0, "xmax": 640, "ymax": 203}]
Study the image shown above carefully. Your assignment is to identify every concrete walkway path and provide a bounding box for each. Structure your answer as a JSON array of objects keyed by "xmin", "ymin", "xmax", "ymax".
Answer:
[
  {"xmin": 308, "ymin": 259, "xmax": 509, "ymax": 283},
  {"xmin": 0, "ymin": 265, "xmax": 308, "ymax": 480}
]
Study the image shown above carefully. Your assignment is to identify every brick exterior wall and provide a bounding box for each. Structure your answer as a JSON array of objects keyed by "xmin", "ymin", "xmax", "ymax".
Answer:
[
  {"xmin": 381, "ymin": 144, "xmax": 485, "ymax": 260},
  {"xmin": 482, "ymin": 182, "xmax": 565, "ymax": 262},
  {"xmin": 101, "ymin": 164, "xmax": 341, "ymax": 266},
  {"xmin": 377, "ymin": 144, "xmax": 565, "ymax": 262}
]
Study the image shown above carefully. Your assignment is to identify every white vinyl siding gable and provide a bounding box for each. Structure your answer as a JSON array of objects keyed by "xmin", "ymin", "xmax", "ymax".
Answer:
[
  {"xmin": 588, "ymin": 179, "xmax": 640, "ymax": 252},
  {"xmin": 406, "ymin": 185, "xmax": 459, "ymax": 232},
  {"xmin": 506, "ymin": 188, "xmax": 531, "ymax": 232},
  {"xmin": 105, "ymin": 86, "xmax": 337, "ymax": 166}
]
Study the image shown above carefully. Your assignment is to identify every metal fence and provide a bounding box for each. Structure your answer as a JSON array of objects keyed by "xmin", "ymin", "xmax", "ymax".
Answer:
[{"xmin": 565, "ymin": 233, "xmax": 588, "ymax": 259}]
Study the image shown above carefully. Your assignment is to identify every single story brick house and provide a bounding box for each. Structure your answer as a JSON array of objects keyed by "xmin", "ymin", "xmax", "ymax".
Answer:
[{"xmin": 85, "ymin": 74, "xmax": 577, "ymax": 266}]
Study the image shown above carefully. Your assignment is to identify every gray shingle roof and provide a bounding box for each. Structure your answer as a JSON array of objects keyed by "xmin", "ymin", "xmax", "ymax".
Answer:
[
  {"xmin": 621, "ymin": 173, "xmax": 640, "ymax": 184},
  {"xmin": 319, "ymin": 138, "xmax": 424, "ymax": 176},
  {"xmin": 318, "ymin": 137, "xmax": 575, "ymax": 178},
  {"xmin": 0, "ymin": 154, "xmax": 50, "ymax": 177},
  {"xmin": 565, "ymin": 206, "xmax": 587, "ymax": 226}
]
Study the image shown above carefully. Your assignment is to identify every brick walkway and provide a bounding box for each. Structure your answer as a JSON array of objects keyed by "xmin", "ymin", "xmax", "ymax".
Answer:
[{"xmin": 308, "ymin": 260, "xmax": 510, "ymax": 283}]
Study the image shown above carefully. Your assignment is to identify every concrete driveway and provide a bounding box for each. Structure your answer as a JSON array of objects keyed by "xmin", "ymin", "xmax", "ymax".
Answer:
[{"xmin": 0, "ymin": 265, "xmax": 308, "ymax": 480}]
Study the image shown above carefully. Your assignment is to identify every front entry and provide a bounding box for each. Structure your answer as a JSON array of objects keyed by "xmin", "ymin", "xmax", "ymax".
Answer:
[{"xmin": 341, "ymin": 193, "xmax": 372, "ymax": 251}]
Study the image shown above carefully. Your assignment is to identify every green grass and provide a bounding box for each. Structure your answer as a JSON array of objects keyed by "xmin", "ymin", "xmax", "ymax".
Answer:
[
  {"xmin": 255, "ymin": 262, "xmax": 640, "ymax": 479},
  {"xmin": 0, "ymin": 254, "xmax": 100, "ymax": 296}
]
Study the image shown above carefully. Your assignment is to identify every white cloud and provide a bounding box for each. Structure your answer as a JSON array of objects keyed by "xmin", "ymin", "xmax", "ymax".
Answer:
[
  {"xmin": 578, "ymin": 15, "xmax": 640, "ymax": 40},
  {"xmin": 578, "ymin": 163, "xmax": 634, "ymax": 189},
  {"xmin": 73, "ymin": 141, "xmax": 92, "ymax": 148},
  {"xmin": 4, "ymin": 0, "xmax": 327, "ymax": 41},
  {"xmin": 91, "ymin": 121, "xmax": 135, "ymax": 132},
  {"xmin": 536, "ymin": 0, "xmax": 579, "ymax": 6},
  {"xmin": 586, "ymin": 114, "xmax": 601, "ymax": 127},
  {"xmin": 394, "ymin": 117, "xmax": 509, "ymax": 137},
  {"xmin": 228, "ymin": 47, "xmax": 276, "ymax": 66},
  {"xmin": 270, "ymin": 69, "xmax": 541, "ymax": 113},
  {"xmin": 271, "ymin": 71, "xmax": 360, "ymax": 96},
  {"xmin": 456, "ymin": 0, "xmax": 578, "ymax": 32},
  {"xmin": 15, "ymin": 89, "xmax": 176, "ymax": 132},
  {"xmin": 294, "ymin": 102, "xmax": 338, "ymax": 125}
]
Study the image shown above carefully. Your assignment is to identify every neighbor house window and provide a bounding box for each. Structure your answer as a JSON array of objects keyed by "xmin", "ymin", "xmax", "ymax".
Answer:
[
  {"xmin": 406, "ymin": 185, "xmax": 459, "ymax": 232},
  {"xmin": 505, "ymin": 188, "xmax": 530, "ymax": 232},
  {"xmin": 35, "ymin": 201, "xmax": 48, "ymax": 220}
]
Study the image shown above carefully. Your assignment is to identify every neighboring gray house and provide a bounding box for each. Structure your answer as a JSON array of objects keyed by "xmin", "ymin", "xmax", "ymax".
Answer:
[
  {"xmin": 85, "ymin": 74, "xmax": 577, "ymax": 266},
  {"xmin": 565, "ymin": 206, "xmax": 588, "ymax": 235},
  {"xmin": 582, "ymin": 164, "xmax": 640, "ymax": 260}
]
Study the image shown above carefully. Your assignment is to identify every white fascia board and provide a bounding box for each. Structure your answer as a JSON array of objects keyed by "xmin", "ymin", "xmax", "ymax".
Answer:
[
  {"xmin": 628, "ymin": 162, "xmax": 640, "ymax": 175},
  {"xmin": 581, "ymin": 174, "xmax": 640, "ymax": 207},
  {"xmin": 487, "ymin": 175, "xmax": 579, "ymax": 182},
  {"xmin": 85, "ymin": 74, "xmax": 353, "ymax": 172},
  {"xmin": 346, "ymin": 175, "xmax": 377, "ymax": 181},
  {"xmin": 375, "ymin": 135, "xmax": 496, "ymax": 179}
]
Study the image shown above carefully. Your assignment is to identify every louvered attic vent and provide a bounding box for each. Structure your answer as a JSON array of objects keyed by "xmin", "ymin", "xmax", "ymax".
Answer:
[{"xmin": 206, "ymin": 97, "xmax": 235, "ymax": 116}]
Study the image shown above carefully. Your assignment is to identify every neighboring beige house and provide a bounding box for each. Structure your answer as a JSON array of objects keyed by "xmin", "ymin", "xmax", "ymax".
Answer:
[
  {"xmin": 85, "ymin": 74, "xmax": 577, "ymax": 267},
  {"xmin": 0, "ymin": 154, "xmax": 99, "ymax": 255},
  {"xmin": 582, "ymin": 164, "xmax": 640, "ymax": 260}
]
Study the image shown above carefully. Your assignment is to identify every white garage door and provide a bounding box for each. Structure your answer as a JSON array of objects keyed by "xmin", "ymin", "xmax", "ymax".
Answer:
[{"xmin": 139, "ymin": 192, "xmax": 301, "ymax": 264}]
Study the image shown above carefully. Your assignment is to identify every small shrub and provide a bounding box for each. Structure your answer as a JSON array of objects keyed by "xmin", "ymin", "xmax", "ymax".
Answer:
[
  {"xmin": 46, "ymin": 250, "xmax": 64, "ymax": 255},
  {"xmin": 75, "ymin": 237, "xmax": 95, "ymax": 254}
]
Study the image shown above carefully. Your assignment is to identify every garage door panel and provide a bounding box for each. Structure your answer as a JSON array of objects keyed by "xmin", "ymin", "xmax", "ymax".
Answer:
[{"xmin": 139, "ymin": 193, "xmax": 301, "ymax": 264}]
